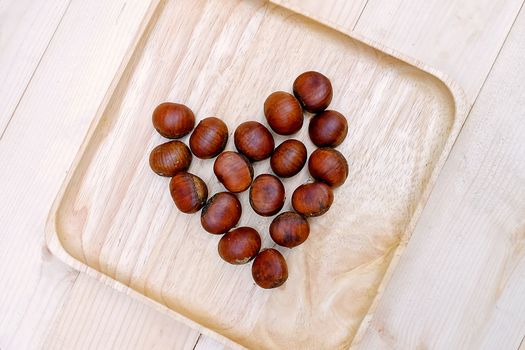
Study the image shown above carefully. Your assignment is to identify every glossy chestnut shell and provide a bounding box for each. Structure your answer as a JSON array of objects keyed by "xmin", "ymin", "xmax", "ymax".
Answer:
[
  {"xmin": 292, "ymin": 182, "xmax": 334, "ymax": 217},
  {"xmin": 251, "ymin": 248, "xmax": 288, "ymax": 289},
  {"xmin": 309, "ymin": 110, "xmax": 348, "ymax": 147},
  {"xmin": 264, "ymin": 91, "xmax": 303, "ymax": 135},
  {"xmin": 213, "ymin": 151, "xmax": 253, "ymax": 193},
  {"xmin": 189, "ymin": 117, "xmax": 228, "ymax": 159},
  {"xmin": 270, "ymin": 139, "xmax": 307, "ymax": 178},
  {"xmin": 308, "ymin": 148, "xmax": 348, "ymax": 187},
  {"xmin": 293, "ymin": 71, "xmax": 333, "ymax": 113},
  {"xmin": 201, "ymin": 192, "xmax": 242, "ymax": 234},
  {"xmin": 218, "ymin": 227, "xmax": 261, "ymax": 265},
  {"xmin": 269, "ymin": 211, "xmax": 310, "ymax": 248},
  {"xmin": 152, "ymin": 102, "xmax": 195, "ymax": 138},
  {"xmin": 169, "ymin": 172, "xmax": 208, "ymax": 213},
  {"xmin": 149, "ymin": 140, "xmax": 192, "ymax": 177},
  {"xmin": 249, "ymin": 174, "xmax": 285, "ymax": 217},
  {"xmin": 234, "ymin": 121, "xmax": 275, "ymax": 161}
]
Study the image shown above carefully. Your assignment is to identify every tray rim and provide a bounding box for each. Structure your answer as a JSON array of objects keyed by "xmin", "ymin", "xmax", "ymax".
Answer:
[{"xmin": 45, "ymin": 0, "xmax": 469, "ymax": 348}]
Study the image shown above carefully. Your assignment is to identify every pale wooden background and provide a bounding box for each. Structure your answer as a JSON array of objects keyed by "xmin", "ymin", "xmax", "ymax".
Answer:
[{"xmin": 1, "ymin": 0, "xmax": 524, "ymax": 349}]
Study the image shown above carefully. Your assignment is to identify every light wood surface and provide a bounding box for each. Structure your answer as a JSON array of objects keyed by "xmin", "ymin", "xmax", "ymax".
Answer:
[
  {"xmin": 0, "ymin": 0, "xmax": 70, "ymax": 133},
  {"xmin": 355, "ymin": 0, "xmax": 524, "ymax": 102},
  {"xmin": 276, "ymin": 0, "xmax": 524, "ymax": 103},
  {"xmin": 355, "ymin": 5, "xmax": 525, "ymax": 348},
  {"xmin": 0, "ymin": 0, "xmax": 200, "ymax": 348},
  {"xmin": 276, "ymin": 1, "xmax": 525, "ymax": 348},
  {"xmin": 46, "ymin": 0, "xmax": 467, "ymax": 348},
  {"xmin": 194, "ymin": 336, "xmax": 228, "ymax": 350},
  {"xmin": 43, "ymin": 273, "xmax": 199, "ymax": 349},
  {"xmin": 272, "ymin": 0, "xmax": 367, "ymax": 30},
  {"xmin": 1, "ymin": 0, "xmax": 525, "ymax": 349}
]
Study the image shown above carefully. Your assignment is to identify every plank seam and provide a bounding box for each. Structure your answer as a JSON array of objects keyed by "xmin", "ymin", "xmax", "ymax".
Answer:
[
  {"xmin": 352, "ymin": 0, "xmax": 371, "ymax": 31},
  {"xmin": 466, "ymin": 0, "xmax": 525, "ymax": 111},
  {"xmin": 192, "ymin": 333, "xmax": 202, "ymax": 350},
  {"xmin": 0, "ymin": 0, "xmax": 74, "ymax": 143}
]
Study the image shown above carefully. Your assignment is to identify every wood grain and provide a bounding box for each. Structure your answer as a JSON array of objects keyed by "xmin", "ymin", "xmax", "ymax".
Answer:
[
  {"xmin": 0, "ymin": 0, "xmax": 522, "ymax": 348},
  {"xmin": 43, "ymin": 273, "xmax": 199, "ymax": 349},
  {"xmin": 194, "ymin": 336, "xmax": 228, "ymax": 350},
  {"xmin": 46, "ymin": 0, "xmax": 467, "ymax": 348},
  {"xmin": 271, "ymin": 0, "xmax": 367, "ymax": 30},
  {"xmin": 354, "ymin": 5, "xmax": 525, "ymax": 349},
  {"xmin": 272, "ymin": 0, "xmax": 524, "ymax": 103},
  {"xmin": 0, "ymin": 0, "xmax": 71, "ymax": 135},
  {"xmin": 354, "ymin": 0, "xmax": 524, "ymax": 103},
  {"xmin": 0, "ymin": 0, "xmax": 200, "ymax": 348}
]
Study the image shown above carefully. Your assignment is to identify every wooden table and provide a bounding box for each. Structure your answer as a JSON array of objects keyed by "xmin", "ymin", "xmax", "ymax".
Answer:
[{"xmin": 1, "ymin": 0, "xmax": 524, "ymax": 348}]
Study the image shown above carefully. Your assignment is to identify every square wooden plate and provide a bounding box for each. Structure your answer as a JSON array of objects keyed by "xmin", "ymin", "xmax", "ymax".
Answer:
[{"xmin": 47, "ymin": 0, "xmax": 467, "ymax": 348}]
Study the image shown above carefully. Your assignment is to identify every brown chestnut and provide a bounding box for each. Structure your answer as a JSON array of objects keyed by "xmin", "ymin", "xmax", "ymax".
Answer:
[
  {"xmin": 264, "ymin": 91, "xmax": 303, "ymax": 135},
  {"xmin": 270, "ymin": 139, "xmax": 307, "ymax": 178},
  {"xmin": 251, "ymin": 248, "xmax": 288, "ymax": 289},
  {"xmin": 189, "ymin": 117, "xmax": 228, "ymax": 159},
  {"xmin": 213, "ymin": 151, "xmax": 253, "ymax": 193},
  {"xmin": 234, "ymin": 121, "xmax": 274, "ymax": 161},
  {"xmin": 218, "ymin": 227, "xmax": 261, "ymax": 265},
  {"xmin": 269, "ymin": 211, "xmax": 310, "ymax": 248},
  {"xmin": 292, "ymin": 182, "xmax": 333, "ymax": 217},
  {"xmin": 152, "ymin": 102, "xmax": 195, "ymax": 138},
  {"xmin": 149, "ymin": 140, "xmax": 192, "ymax": 177},
  {"xmin": 308, "ymin": 148, "xmax": 348, "ymax": 187},
  {"xmin": 293, "ymin": 71, "xmax": 333, "ymax": 113},
  {"xmin": 169, "ymin": 172, "xmax": 208, "ymax": 213},
  {"xmin": 249, "ymin": 174, "xmax": 285, "ymax": 217},
  {"xmin": 309, "ymin": 110, "xmax": 348, "ymax": 147},
  {"xmin": 201, "ymin": 192, "xmax": 242, "ymax": 235}
]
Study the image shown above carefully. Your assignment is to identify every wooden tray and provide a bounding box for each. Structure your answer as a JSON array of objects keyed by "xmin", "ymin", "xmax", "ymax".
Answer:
[{"xmin": 47, "ymin": 0, "xmax": 468, "ymax": 348}]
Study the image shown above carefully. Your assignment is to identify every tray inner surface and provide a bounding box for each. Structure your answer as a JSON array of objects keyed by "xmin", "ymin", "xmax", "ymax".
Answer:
[{"xmin": 54, "ymin": 0, "xmax": 455, "ymax": 348}]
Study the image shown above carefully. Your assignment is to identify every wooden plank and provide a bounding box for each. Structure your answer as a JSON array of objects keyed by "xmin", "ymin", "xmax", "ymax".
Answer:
[
  {"xmin": 271, "ymin": 0, "xmax": 367, "ymax": 30},
  {"xmin": 354, "ymin": 5, "xmax": 525, "ymax": 348},
  {"xmin": 0, "ymin": 0, "xmax": 71, "ymax": 135},
  {"xmin": 43, "ymin": 274, "xmax": 199, "ymax": 349},
  {"xmin": 354, "ymin": 0, "xmax": 524, "ymax": 103},
  {"xmin": 0, "ymin": 0, "xmax": 199, "ymax": 348}
]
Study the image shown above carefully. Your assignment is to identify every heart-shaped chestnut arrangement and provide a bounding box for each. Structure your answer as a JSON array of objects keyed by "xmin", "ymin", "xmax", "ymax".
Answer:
[{"xmin": 149, "ymin": 71, "xmax": 348, "ymax": 289}]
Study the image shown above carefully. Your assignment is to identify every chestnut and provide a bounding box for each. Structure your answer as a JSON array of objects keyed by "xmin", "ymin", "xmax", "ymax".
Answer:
[
  {"xmin": 309, "ymin": 110, "xmax": 348, "ymax": 147},
  {"xmin": 308, "ymin": 148, "xmax": 348, "ymax": 187},
  {"xmin": 189, "ymin": 117, "xmax": 228, "ymax": 159},
  {"xmin": 269, "ymin": 211, "xmax": 309, "ymax": 248},
  {"xmin": 251, "ymin": 248, "xmax": 288, "ymax": 289},
  {"xmin": 270, "ymin": 139, "xmax": 307, "ymax": 178},
  {"xmin": 152, "ymin": 102, "xmax": 195, "ymax": 138},
  {"xmin": 293, "ymin": 71, "xmax": 333, "ymax": 113},
  {"xmin": 213, "ymin": 151, "xmax": 253, "ymax": 193},
  {"xmin": 149, "ymin": 140, "xmax": 192, "ymax": 177},
  {"xmin": 201, "ymin": 192, "xmax": 242, "ymax": 235},
  {"xmin": 218, "ymin": 227, "xmax": 261, "ymax": 265},
  {"xmin": 249, "ymin": 174, "xmax": 285, "ymax": 217},
  {"xmin": 292, "ymin": 182, "xmax": 333, "ymax": 217},
  {"xmin": 264, "ymin": 91, "xmax": 303, "ymax": 135},
  {"xmin": 234, "ymin": 121, "xmax": 275, "ymax": 161},
  {"xmin": 169, "ymin": 172, "xmax": 208, "ymax": 213}
]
